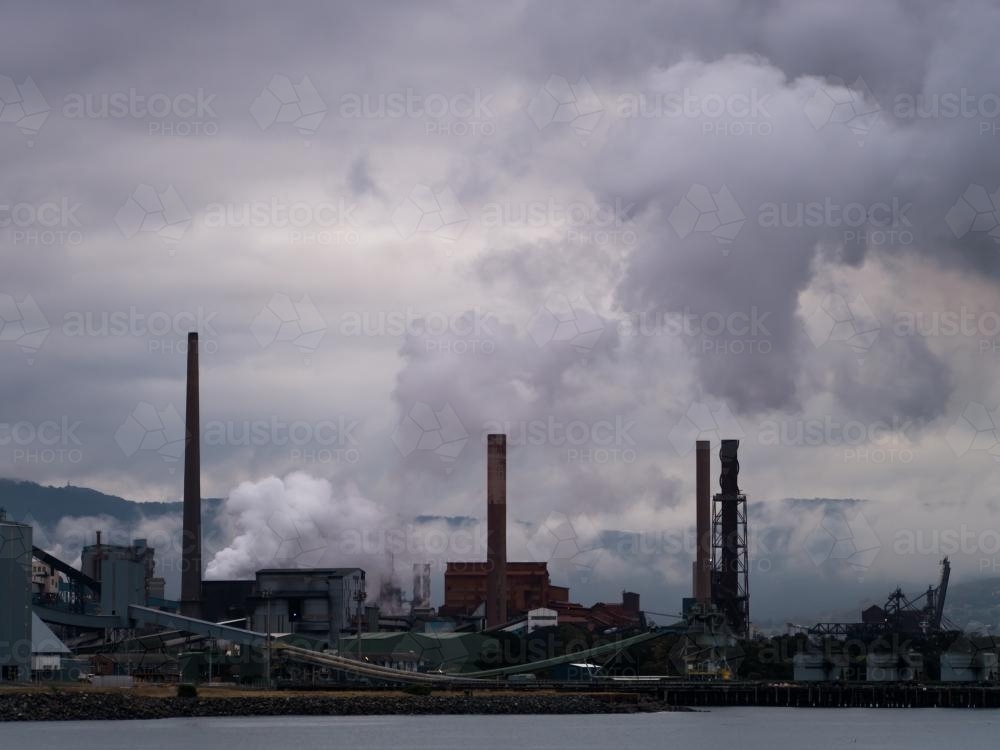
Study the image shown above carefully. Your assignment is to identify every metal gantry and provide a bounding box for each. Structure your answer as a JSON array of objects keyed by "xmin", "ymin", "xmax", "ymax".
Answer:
[
  {"xmin": 710, "ymin": 439, "xmax": 750, "ymax": 639},
  {"xmin": 711, "ymin": 490, "xmax": 749, "ymax": 638}
]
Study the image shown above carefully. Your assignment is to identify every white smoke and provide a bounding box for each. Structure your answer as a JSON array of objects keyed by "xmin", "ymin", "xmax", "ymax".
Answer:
[
  {"xmin": 203, "ymin": 472, "xmax": 489, "ymax": 610},
  {"xmin": 204, "ymin": 472, "xmax": 389, "ymax": 580}
]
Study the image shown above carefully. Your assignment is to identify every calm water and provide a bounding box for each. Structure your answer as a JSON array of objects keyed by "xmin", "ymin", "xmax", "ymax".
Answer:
[{"xmin": 8, "ymin": 709, "xmax": 1000, "ymax": 749}]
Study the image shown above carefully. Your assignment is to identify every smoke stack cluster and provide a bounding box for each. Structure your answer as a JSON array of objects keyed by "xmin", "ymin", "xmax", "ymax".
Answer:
[
  {"xmin": 180, "ymin": 331, "xmax": 202, "ymax": 619},
  {"xmin": 486, "ymin": 434, "xmax": 507, "ymax": 627},
  {"xmin": 412, "ymin": 562, "xmax": 431, "ymax": 611}
]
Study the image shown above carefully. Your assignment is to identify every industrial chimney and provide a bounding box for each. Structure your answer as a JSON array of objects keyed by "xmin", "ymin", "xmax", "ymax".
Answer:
[
  {"xmin": 712, "ymin": 438, "xmax": 749, "ymax": 637},
  {"xmin": 485, "ymin": 434, "xmax": 507, "ymax": 628},
  {"xmin": 694, "ymin": 440, "xmax": 711, "ymax": 603},
  {"xmin": 180, "ymin": 332, "xmax": 202, "ymax": 619}
]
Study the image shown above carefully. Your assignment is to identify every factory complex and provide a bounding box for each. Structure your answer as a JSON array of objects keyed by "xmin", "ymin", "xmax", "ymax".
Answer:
[{"xmin": 2, "ymin": 333, "xmax": 999, "ymax": 697}]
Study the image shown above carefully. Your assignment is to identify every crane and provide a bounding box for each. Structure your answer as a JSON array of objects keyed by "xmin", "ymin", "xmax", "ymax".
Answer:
[{"xmin": 931, "ymin": 557, "xmax": 950, "ymax": 631}]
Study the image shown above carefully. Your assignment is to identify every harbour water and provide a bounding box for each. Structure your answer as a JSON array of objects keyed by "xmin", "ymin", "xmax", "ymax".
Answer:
[{"xmin": 8, "ymin": 708, "xmax": 1000, "ymax": 749}]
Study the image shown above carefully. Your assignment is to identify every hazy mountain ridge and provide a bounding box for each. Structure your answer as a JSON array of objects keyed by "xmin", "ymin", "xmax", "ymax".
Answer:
[
  {"xmin": 0, "ymin": 478, "xmax": 221, "ymax": 530},
  {"xmin": 943, "ymin": 577, "xmax": 1000, "ymax": 629},
  {"xmin": 3, "ymin": 478, "xmax": 999, "ymax": 628}
]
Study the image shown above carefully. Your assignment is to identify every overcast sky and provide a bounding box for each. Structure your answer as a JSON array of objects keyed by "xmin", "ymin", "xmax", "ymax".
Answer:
[{"xmin": 3, "ymin": 0, "xmax": 1000, "ymax": 627}]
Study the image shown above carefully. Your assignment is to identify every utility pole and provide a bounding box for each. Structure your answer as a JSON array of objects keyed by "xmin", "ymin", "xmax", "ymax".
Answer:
[
  {"xmin": 354, "ymin": 580, "xmax": 365, "ymax": 662},
  {"xmin": 262, "ymin": 589, "xmax": 273, "ymax": 689}
]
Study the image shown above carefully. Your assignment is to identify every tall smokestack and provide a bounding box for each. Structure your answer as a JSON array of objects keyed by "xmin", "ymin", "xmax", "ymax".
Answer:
[
  {"xmin": 715, "ymin": 438, "xmax": 748, "ymax": 636},
  {"xmin": 695, "ymin": 440, "xmax": 711, "ymax": 603},
  {"xmin": 486, "ymin": 434, "xmax": 507, "ymax": 628},
  {"xmin": 181, "ymin": 332, "xmax": 202, "ymax": 619},
  {"xmin": 718, "ymin": 439, "xmax": 740, "ymax": 600}
]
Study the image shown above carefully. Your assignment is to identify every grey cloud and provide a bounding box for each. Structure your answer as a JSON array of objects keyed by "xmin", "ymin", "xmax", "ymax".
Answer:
[{"xmin": 3, "ymin": 0, "xmax": 1000, "ymax": 618}]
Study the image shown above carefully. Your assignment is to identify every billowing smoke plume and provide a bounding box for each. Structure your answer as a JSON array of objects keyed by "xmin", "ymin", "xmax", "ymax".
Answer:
[
  {"xmin": 204, "ymin": 472, "xmax": 486, "ymax": 609},
  {"xmin": 205, "ymin": 472, "xmax": 388, "ymax": 579}
]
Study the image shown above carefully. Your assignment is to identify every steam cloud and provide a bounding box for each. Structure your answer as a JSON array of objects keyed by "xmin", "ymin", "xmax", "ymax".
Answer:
[{"xmin": 204, "ymin": 472, "xmax": 389, "ymax": 580}]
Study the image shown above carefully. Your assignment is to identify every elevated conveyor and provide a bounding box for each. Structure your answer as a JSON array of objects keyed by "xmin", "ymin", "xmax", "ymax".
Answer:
[
  {"xmin": 126, "ymin": 606, "xmax": 268, "ymax": 646},
  {"xmin": 33, "ymin": 602, "xmax": 268, "ymax": 645},
  {"xmin": 31, "ymin": 605, "xmax": 120, "ymax": 629},
  {"xmin": 275, "ymin": 644, "xmax": 487, "ymax": 685},
  {"xmin": 33, "ymin": 546, "xmax": 101, "ymax": 594},
  {"xmin": 278, "ymin": 628, "xmax": 669, "ymax": 683},
  {"xmin": 462, "ymin": 627, "xmax": 666, "ymax": 678}
]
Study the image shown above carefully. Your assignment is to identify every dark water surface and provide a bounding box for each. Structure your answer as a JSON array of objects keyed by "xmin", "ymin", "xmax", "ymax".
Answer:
[{"xmin": 7, "ymin": 708, "xmax": 1000, "ymax": 749}]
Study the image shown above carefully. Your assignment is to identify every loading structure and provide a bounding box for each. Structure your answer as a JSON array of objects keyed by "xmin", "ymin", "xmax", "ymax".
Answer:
[
  {"xmin": 881, "ymin": 556, "xmax": 953, "ymax": 634},
  {"xmin": 808, "ymin": 557, "xmax": 954, "ymax": 638}
]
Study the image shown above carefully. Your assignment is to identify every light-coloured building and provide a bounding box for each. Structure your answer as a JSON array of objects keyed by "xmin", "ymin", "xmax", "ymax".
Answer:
[
  {"xmin": 793, "ymin": 652, "xmax": 848, "ymax": 682},
  {"xmin": 500, "ymin": 607, "xmax": 559, "ymax": 635},
  {"xmin": 941, "ymin": 652, "xmax": 999, "ymax": 683},
  {"xmin": 527, "ymin": 607, "xmax": 558, "ymax": 633},
  {"xmin": 31, "ymin": 560, "xmax": 60, "ymax": 596},
  {"xmin": 30, "ymin": 613, "xmax": 69, "ymax": 673}
]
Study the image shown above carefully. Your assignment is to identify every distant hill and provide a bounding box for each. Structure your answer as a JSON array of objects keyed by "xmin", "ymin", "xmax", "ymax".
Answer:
[
  {"xmin": 0, "ymin": 478, "xmax": 221, "ymax": 530},
  {"xmin": 943, "ymin": 577, "xmax": 1000, "ymax": 629}
]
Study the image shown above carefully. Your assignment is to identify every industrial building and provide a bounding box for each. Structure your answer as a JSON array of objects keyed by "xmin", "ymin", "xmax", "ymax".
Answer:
[
  {"xmin": 4, "ymin": 333, "xmax": 658, "ymax": 685},
  {"xmin": 81, "ymin": 535, "xmax": 166, "ymax": 610},
  {"xmin": 0, "ymin": 513, "xmax": 33, "ymax": 681},
  {"xmin": 440, "ymin": 435, "xmax": 646, "ymax": 634},
  {"xmin": 792, "ymin": 652, "xmax": 849, "ymax": 682},
  {"xmin": 248, "ymin": 568, "xmax": 366, "ymax": 647},
  {"xmin": 30, "ymin": 613, "xmax": 70, "ymax": 674},
  {"xmin": 941, "ymin": 652, "xmax": 999, "ymax": 683},
  {"xmin": 440, "ymin": 561, "xmax": 570, "ymax": 618},
  {"xmin": 201, "ymin": 579, "xmax": 256, "ymax": 623},
  {"xmin": 32, "ymin": 558, "xmax": 59, "ymax": 596},
  {"xmin": 803, "ymin": 558, "xmax": 953, "ymax": 639},
  {"xmin": 498, "ymin": 607, "xmax": 559, "ymax": 635},
  {"xmin": 7, "ymin": 328, "xmax": 1000, "ymax": 692},
  {"xmin": 440, "ymin": 434, "xmax": 575, "ymax": 623},
  {"xmin": 549, "ymin": 593, "xmax": 644, "ymax": 631}
]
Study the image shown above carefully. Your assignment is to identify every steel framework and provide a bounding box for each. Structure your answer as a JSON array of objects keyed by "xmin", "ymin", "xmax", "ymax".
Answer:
[{"xmin": 711, "ymin": 439, "xmax": 749, "ymax": 638}]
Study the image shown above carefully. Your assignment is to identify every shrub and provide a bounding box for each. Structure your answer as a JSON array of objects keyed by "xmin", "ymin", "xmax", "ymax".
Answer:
[{"xmin": 177, "ymin": 683, "xmax": 199, "ymax": 699}]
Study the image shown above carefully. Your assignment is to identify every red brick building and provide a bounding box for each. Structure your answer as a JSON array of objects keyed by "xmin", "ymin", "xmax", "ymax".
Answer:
[
  {"xmin": 549, "ymin": 593, "xmax": 643, "ymax": 631},
  {"xmin": 441, "ymin": 561, "xmax": 569, "ymax": 618}
]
